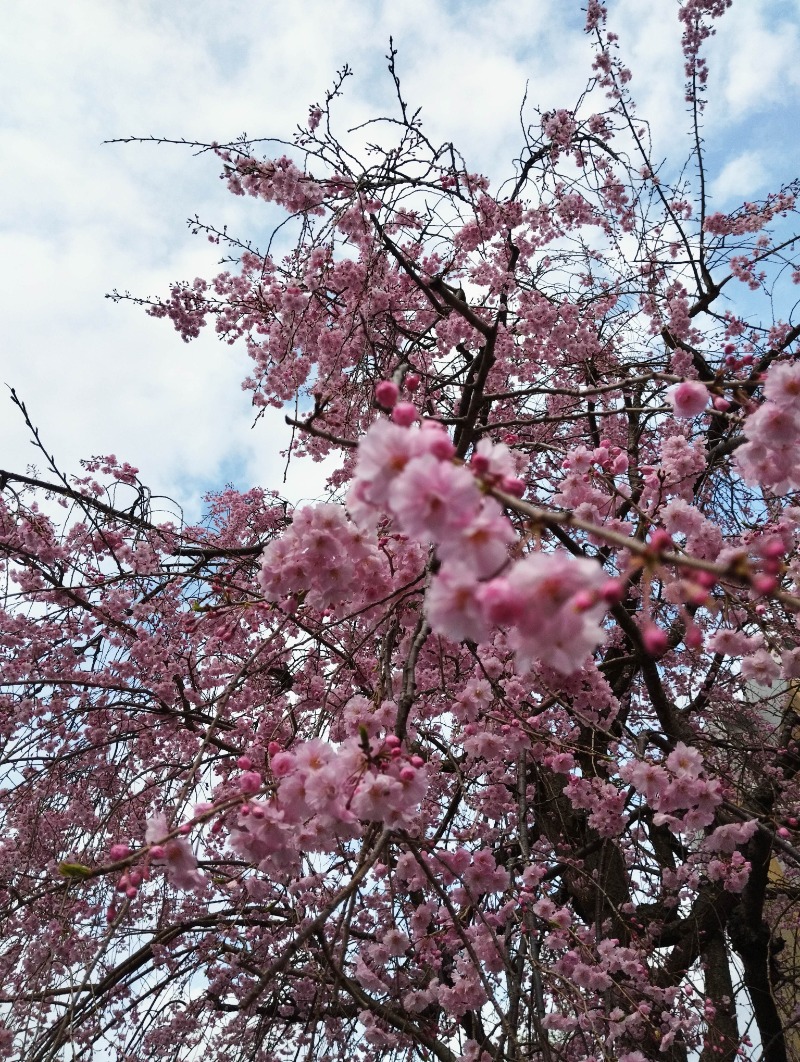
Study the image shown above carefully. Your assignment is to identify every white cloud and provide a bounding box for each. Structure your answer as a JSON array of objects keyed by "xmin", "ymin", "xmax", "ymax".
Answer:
[
  {"xmin": 710, "ymin": 150, "xmax": 770, "ymax": 204},
  {"xmin": 1, "ymin": 0, "xmax": 797, "ymax": 518},
  {"xmin": 711, "ymin": 1, "xmax": 800, "ymax": 118}
]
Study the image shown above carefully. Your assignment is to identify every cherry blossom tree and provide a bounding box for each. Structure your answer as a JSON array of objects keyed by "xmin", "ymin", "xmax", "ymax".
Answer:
[{"xmin": 4, "ymin": 3, "xmax": 800, "ymax": 1060}]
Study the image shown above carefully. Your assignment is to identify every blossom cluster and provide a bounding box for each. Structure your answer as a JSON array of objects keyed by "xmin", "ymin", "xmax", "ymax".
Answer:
[
  {"xmin": 221, "ymin": 153, "xmax": 326, "ymax": 215},
  {"xmin": 621, "ymin": 742, "xmax": 723, "ymax": 834},
  {"xmin": 347, "ymin": 410, "xmax": 609, "ymax": 674},
  {"xmin": 736, "ymin": 360, "xmax": 800, "ymax": 492},
  {"xmin": 259, "ymin": 502, "xmax": 389, "ymax": 610},
  {"xmin": 230, "ymin": 735, "xmax": 428, "ymax": 877}
]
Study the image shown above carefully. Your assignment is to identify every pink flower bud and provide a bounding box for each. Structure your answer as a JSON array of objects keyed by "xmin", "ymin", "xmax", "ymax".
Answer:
[
  {"xmin": 268, "ymin": 741, "xmax": 281, "ymax": 755},
  {"xmin": 648, "ymin": 529, "xmax": 672, "ymax": 552},
  {"xmin": 572, "ymin": 590, "xmax": 595, "ymax": 612},
  {"xmin": 384, "ymin": 734, "xmax": 401, "ymax": 747},
  {"xmin": 778, "ymin": 826, "xmax": 791, "ymax": 839},
  {"xmin": 694, "ymin": 570, "xmax": 716, "ymax": 589},
  {"xmin": 178, "ymin": 823, "xmax": 191, "ymax": 836},
  {"xmin": 642, "ymin": 624, "xmax": 669, "ymax": 656},
  {"xmin": 150, "ymin": 845, "xmax": 166, "ymax": 860},
  {"xmin": 712, "ymin": 396, "xmax": 731, "ymax": 412},
  {"xmin": 238, "ymin": 771, "xmax": 262, "ymax": 794},
  {"xmin": 761, "ymin": 538, "xmax": 785, "ymax": 559},
  {"xmin": 399, "ymin": 767, "xmax": 416, "ymax": 782},
  {"xmin": 126, "ymin": 886, "xmax": 138, "ymax": 899},
  {"xmin": 375, "ymin": 380, "xmax": 399, "ymax": 409},
  {"xmin": 500, "ymin": 475, "xmax": 525, "ymax": 497},
  {"xmin": 753, "ymin": 574, "xmax": 778, "ymax": 596},
  {"xmin": 236, "ymin": 755, "xmax": 253, "ymax": 770},
  {"xmin": 426, "ymin": 432, "xmax": 456, "ymax": 460},
  {"xmin": 109, "ymin": 844, "xmax": 130, "ymax": 861},
  {"xmin": 391, "ymin": 401, "xmax": 418, "ymax": 426},
  {"xmin": 686, "ymin": 584, "xmax": 709, "ymax": 606},
  {"xmin": 601, "ymin": 579, "xmax": 625, "ymax": 604},
  {"xmin": 684, "ymin": 624, "xmax": 703, "ymax": 650},
  {"xmin": 667, "ymin": 380, "xmax": 709, "ymax": 419},
  {"xmin": 128, "ymin": 870, "xmax": 142, "ymax": 887},
  {"xmin": 405, "ymin": 372, "xmax": 421, "ymax": 392},
  {"xmin": 471, "ymin": 452, "xmax": 491, "ymax": 475}
]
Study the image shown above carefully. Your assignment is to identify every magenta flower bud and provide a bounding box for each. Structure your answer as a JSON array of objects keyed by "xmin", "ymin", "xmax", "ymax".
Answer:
[
  {"xmin": 236, "ymin": 755, "xmax": 253, "ymax": 770},
  {"xmin": 391, "ymin": 401, "xmax": 418, "ymax": 426},
  {"xmin": 405, "ymin": 372, "xmax": 421, "ymax": 392},
  {"xmin": 150, "ymin": 845, "xmax": 166, "ymax": 860},
  {"xmin": 399, "ymin": 766, "xmax": 416, "ymax": 782},
  {"xmin": 109, "ymin": 844, "xmax": 130, "ymax": 861},
  {"xmin": 268, "ymin": 741, "xmax": 281, "ymax": 755},
  {"xmin": 375, "ymin": 379, "xmax": 399, "ymax": 409}
]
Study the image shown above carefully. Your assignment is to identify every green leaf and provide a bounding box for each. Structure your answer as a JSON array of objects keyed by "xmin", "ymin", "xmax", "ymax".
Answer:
[{"xmin": 58, "ymin": 862, "xmax": 92, "ymax": 879}]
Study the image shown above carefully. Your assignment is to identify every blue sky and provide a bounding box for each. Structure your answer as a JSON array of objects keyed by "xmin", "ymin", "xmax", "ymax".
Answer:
[{"xmin": 2, "ymin": 0, "xmax": 799, "ymax": 520}]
